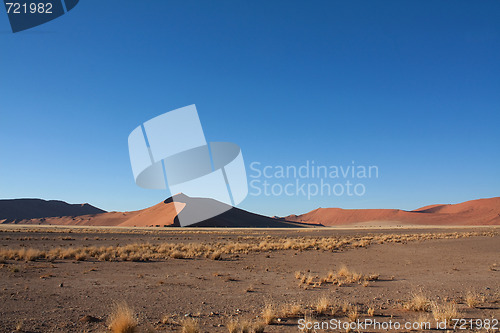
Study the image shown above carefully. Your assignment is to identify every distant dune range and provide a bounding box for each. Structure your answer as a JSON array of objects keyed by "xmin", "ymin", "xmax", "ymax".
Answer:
[
  {"xmin": 0, "ymin": 195, "xmax": 499, "ymax": 227},
  {"xmin": 284, "ymin": 197, "xmax": 500, "ymax": 226}
]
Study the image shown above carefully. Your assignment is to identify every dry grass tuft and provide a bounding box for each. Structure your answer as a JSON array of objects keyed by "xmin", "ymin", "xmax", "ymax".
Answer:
[
  {"xmin": 108, "ymin": 302, "xmax": 138, "ymax": 333},
  {"xmin": 280, "ymin": 303, "xmax": 302, "ymax": 318},
  {"xmin": 431, "ymin": 301, "xmax": 461, "ymax": 322},
  {"xmin": 226, "ymin": 318, "xmax": 239, "ymax": 333},
  {"xmin": 15, "ymin": 320, "xmax": 23, "ymax": 332},
  {"xmin": 262, "ymin": 303, "xmax": 276, "ymax": 325},
  {"xmin": 170, "ymin": 250, "xmax": 185, "ymax": 259},
  {"xmin": 404, "ymin": 292, "xmax": 430, "ymax": 312},
  {"xmin": 315, "ymin": 296, "xmax": 330, "ymax": 315},
  {"xmin": 180, "ymin": 317, "xmax": 200, "ymax": 333},
  {"xmin": 347, "ymin": 306, "xmax": 359, "ymax": 322},
  {"xmin": 465, "ymin": 291, "xmax": 481, "ymax": 308},
  {"xmin": 414, "ymin": 313, "xmax": 432, "ymax": 331},
  {"xmin": 227, "ymin": 318, "xmax": 264, "ymax": 333},
  {"xmin": 337, "ymin": 265, "xmax": 350, "ymax": 277},
  {"xmin": 161, "ymin": 314, "xmax": 173, "ymax": 325},
  {"xmin": 252, "ymin": 322, "xmax": 265, "ymax": 333},
  {"xmin": 367, "ymin": 307, "xmax": 375, "ymax": 317},
  {"xmin": 208, "ymin": 251, "xmax": 222, "ymax": 260},
  {"xmin": 239, "ymin": 320, "xmax": 253, "ymax": 333},
  {"xmin": 341, "ymin": 301, "xmax": 352, "ymax": 314}
]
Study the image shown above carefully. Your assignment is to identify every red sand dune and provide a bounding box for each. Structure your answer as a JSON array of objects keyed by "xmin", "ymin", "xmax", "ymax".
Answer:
[
  {"xmin": 1, "ymin": 194, "xmax": 315, "ymax": 228},
  {"xmin": 28, "ymin": 201, "xmax": 186, "ymax": 227},
  {"xmin": 285, "ymin": 197, "xmax": 500, "ymax": 226}
]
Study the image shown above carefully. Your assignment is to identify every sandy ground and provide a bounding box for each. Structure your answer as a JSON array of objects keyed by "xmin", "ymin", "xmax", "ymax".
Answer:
[{"xmin": 0, "ymin": 226, "xmax": 498, "ymax": 332}]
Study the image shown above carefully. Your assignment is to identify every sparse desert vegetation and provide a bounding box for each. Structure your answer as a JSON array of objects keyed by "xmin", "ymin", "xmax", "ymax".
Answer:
[
  {"xmin": 0, "ymin": 226, "xmax": 498, "ymax": 332},
  {"xmin": 295, "ymin": 265, "xmax": 380, "ymax": 289},
  {"xmin": 0, "ymin": 230, "xmax": 496, "ymax": 263}
]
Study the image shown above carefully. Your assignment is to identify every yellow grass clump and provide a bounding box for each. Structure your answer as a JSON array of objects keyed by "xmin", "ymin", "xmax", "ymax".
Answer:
[
  {"xmin": 280, "ymin": 303, "xmax": 303, "ymax": 318},
  {"xmin": 347, "ymin": 306, "xmax": 359, "ymax": 322},
  {"xmin": 180, "ymin": 318, "xmax": 200, "ymax": 333},
  {"xmin": 108, "ymin": 302, "xmax": 138, "ymax": 333},
  {"xmin": 341, "ymin": 301, "xmax": 352, "ymax": 314},
  {"xmin": 431, "ymin": 301, "xmax": 461, "ymax": 323},
  {"xmin": 315, "ymin": 296, "xmax": 330, "ymax": 315},
  {"xmin": 465, "ymin": 291, "xmax": 481, "ymax": 308},
  {"xmin": 262, "ymin": 303, "xmax": 276, "ymax": 325},
  {"xmin": 403, "ymin": 292, "xmax": 431, "ymax": 312},
  {"xmin": 226, "ymin": 318, "xmax": 265, "ymax": 333},
  {"xmin": 226, "ymin": 318, "xmax": 239, "ymax": 333}
]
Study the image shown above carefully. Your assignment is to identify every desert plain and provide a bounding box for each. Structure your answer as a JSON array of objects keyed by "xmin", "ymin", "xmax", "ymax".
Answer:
[{"xmin": 0, "ymin": 225, "xmax": 498, "ymax": 333}]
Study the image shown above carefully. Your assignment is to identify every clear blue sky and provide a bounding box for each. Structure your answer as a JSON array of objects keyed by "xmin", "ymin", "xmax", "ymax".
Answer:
[{"xmin": 1, "ymin": 1, "xmax": 499, "ymax": 216}]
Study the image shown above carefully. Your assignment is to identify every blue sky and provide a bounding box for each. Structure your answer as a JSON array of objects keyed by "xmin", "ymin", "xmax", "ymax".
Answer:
[{"xmin": 1, "ymin": 0, "xmax": 499, "ymax": 216}]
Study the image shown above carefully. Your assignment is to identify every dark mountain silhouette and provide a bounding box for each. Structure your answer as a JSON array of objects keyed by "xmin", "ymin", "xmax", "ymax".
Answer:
[{"xmin": 0, "ymin": 198, "xmax": 106, "ymax": 223}]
